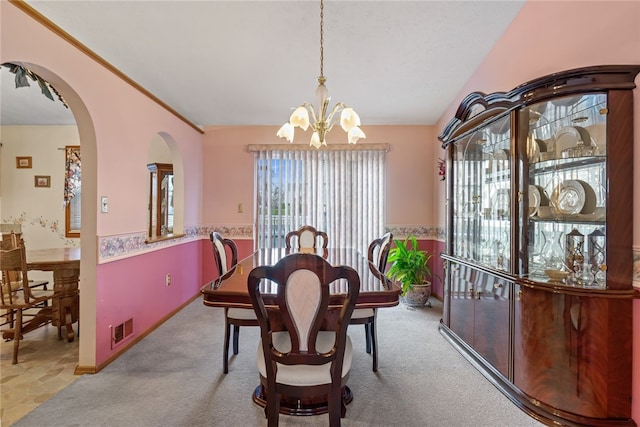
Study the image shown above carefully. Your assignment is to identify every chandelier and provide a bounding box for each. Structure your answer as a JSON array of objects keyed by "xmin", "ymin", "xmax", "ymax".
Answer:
[{"xmin": 277, "ymin": 0, "xmax": 365, "ymax": 148}]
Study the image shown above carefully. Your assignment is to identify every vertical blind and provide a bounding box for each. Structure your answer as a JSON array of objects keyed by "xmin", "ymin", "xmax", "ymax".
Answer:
[{"xmin": 252, "ymin": 145, "xmax": 387, "ymax": 251}]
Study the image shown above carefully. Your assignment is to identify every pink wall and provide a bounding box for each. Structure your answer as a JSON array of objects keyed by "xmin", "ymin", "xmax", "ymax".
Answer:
[
  {"xmin": 435, "ymin": 1, "xmax": 640, "ymax": 421},
  {"xmin": 202, "ymin": 125, "xmax": 440, "ymax": 228},
  {"xmin": 95, "ymin": 242, "xmax": 203, "ymax": 362},
  {"xmin": 202, "ymin": 238, "xmax": 255, "ymax": 283},
  {"xmin": 426, "ymin": 239, "xmax": 446, "ymax": 298},
  {"xmin": 2, "ymin": 2, "xmax": 205, "ymax": 367}
]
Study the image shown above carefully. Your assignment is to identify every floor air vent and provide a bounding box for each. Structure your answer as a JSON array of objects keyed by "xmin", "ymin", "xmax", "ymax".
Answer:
[{"xmin": 111, "ymin": 318, "xmax": 133, "ymax": 348}]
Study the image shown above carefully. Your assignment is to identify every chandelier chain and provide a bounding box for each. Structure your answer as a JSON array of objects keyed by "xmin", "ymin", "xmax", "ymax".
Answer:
[{"xmin": 319, "ymin": 0, "xmax": 324, "ymax": 79}]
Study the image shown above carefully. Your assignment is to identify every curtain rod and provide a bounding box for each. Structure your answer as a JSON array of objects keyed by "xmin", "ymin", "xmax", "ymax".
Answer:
[{"xmin": 247, "ymin": 143, "xmax": 390, "ymax": 153}]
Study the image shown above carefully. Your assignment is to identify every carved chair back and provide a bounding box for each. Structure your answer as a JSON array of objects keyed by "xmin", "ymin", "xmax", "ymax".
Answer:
[{"xmin": 285, "ymin": 225, "xmax": 329, "ymax": 249}]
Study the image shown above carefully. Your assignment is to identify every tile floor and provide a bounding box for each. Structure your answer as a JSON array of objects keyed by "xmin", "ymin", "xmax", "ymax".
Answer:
[{"xmin": 0, "ymin": 321, "xmax": 79, "ymax": 426}]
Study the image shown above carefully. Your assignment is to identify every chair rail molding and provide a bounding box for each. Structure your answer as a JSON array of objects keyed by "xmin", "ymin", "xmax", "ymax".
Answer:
[
  {"xmin": 386, "ymin": 225, "xmax": 445, "ymax": 241},
  {"xmin": 97, "ymin": 224, "xmax": 253, "ymax": 262}
]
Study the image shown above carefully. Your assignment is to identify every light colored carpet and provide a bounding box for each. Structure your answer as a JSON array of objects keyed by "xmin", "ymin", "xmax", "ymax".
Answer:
[{"xmin": 14, "ymin": 298, "xmax": 543, "ymax": 426}]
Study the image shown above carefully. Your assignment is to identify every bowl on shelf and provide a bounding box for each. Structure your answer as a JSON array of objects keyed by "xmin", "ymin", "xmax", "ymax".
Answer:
[{"xmin": 544, "ymin": 269, "xmax": 570, "ymax": 283}]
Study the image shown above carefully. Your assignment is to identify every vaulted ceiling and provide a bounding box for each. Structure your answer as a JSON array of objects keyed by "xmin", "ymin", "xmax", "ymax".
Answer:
[{"xmin": 1, "ymin": 1, "xmax": 525, "ymax": 128}]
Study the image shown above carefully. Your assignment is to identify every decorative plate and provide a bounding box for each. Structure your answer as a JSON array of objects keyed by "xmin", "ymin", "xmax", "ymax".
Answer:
[
  {"xmin": 551, "ymin": 180, "xmax": 586, "ymax": 215},
  {"xmin": 528, "ymin": 185, "xmax": 540, "ymax": 217},
  {"xmin": 554, "ymin": 126, "xmax": 581, "ymax": 157},
  {"xmin": 585, "ymin": 123, "xmax": 606, "ymax": 154},
  {"xmin": 574, "ymin": 179, "xmax": 597, "ymax": 214}
]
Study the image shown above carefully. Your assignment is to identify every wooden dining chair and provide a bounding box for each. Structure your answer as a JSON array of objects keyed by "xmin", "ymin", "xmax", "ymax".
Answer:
[
  {"xmin": 210, "ymin": 232, "xmax": 258, "ymax": 374},
  {"xmin": 285, "ymin": 225, "xmax": 329, "ymax": 249},
  {"xmin": 1, "ymin": 232, "xmax": 49, "ymax": 291},
  {"xmin": 0, "ymin": 232, "xmax": 50, "ymax": 330},
  {"xmin": 349, "ymin": 232, "xmax": 393, "ymax": 372},
  {"xmin": 248, "ymin": 253, "xmax": 360, "ymax": 427},
  {"xmin": 1, "ymin": 242, "xmax": 55, "ymax": 364}
]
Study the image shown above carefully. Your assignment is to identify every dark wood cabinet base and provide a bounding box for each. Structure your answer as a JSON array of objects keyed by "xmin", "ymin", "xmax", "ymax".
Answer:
[{"xmin": 439, "ymin": 322, "xmax": 636, "ymax": 427}]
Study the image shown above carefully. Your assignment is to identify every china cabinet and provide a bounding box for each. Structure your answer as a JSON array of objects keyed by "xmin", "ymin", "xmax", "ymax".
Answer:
[
  {"xmin": 147, "ymin": 163, "xmax": 174, "ymax": 238},
  {"xmin": 438, "ymin": 65, "xmax": 640, "ymax": 426}
]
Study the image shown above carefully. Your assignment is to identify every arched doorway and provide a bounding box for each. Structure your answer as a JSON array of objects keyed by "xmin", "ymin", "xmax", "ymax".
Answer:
[{"xmin": 1, "ymin": 62, "xmax": 98, "ymax": 369}]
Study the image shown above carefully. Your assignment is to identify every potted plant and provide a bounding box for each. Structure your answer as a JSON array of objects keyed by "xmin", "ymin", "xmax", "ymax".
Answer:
[{"xmin": 386, "ymin": 235, "xmax": 433, "ymax": 307}]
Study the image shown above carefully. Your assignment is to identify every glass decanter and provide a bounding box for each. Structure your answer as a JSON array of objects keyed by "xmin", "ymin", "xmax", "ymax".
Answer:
[{"xmin": 541, "ymin": 230, "xmax": 565, "ymax": 271}]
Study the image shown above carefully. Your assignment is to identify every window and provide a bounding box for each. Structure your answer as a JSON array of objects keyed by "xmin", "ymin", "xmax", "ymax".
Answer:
[
  {"xmin": 253, "ymin": 145, "xmax": 387, "ymax": 250},
  {"xmin": 65, "ymin": 186, "xmax": 81, "ymax": 237},
  {"xmin": 65, "ymin": 146, "xmax": 81, "ymax": 238}
]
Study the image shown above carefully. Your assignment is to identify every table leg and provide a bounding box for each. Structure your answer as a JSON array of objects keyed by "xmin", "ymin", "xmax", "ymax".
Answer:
[{"xmin": 51, "ymin": 268, "xmax": 79, "ymax": 342}]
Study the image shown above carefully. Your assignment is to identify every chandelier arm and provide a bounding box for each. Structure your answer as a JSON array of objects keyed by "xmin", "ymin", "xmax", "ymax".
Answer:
[
  {"xmin": 325, "ymin": 102, "xmax": 346, "ymax": 126},
  {"xmin": 304, "ymin": 102, "xmax": 319, "ymax": 125}
]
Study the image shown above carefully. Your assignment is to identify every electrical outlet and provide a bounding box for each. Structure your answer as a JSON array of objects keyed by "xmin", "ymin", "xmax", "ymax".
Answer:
[
  {"xmin": 237, "ymin": 203, "xmax": 243, "ymax": 213},
  {"xmin": 101, "ymin": 196, "xmax": 109, "ymax": 213},
  {"xmin": 165, "ymin": 274, "xmax": 171, "ymax": 286}
]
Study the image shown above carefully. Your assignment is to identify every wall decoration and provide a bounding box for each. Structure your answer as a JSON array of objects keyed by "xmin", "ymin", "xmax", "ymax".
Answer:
[
  {"xmin": 16, "ymin": 156, "xmax": 32, "ymax": 168},
  {"xmin": 1, "ymin": 63, "xmax": 69, "ymax": 108},
  {"xmin": 1, "ymin": 212, "xmax": 75, "ymax": 245},
  {"xmin": 34, "ymin": 175, "xmax": 51, "ymax": 188}
]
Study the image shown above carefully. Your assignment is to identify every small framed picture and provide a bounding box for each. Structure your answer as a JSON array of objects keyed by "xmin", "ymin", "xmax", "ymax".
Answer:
[
  {"xmin": 34, "ymin": 175, "xmax": 51, "ymax": 188},
  {"xmin": 16, "ymin": 156, "xmax": 32, "ymax": 169}
]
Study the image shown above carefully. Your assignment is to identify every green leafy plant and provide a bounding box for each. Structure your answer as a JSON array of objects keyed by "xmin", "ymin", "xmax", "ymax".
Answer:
[{"xmin": 386, "ymin": 235, "xmax": 433, "ymax": 296}]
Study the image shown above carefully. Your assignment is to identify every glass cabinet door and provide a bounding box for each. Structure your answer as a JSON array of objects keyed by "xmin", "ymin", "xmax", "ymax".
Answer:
[
  {"xmin": 519, "ymin": 94, "xmax": 607, "ymax": 287},
  {"xmin": 452, "ymin": 113, "xmax": 511, "ymax": 272}
]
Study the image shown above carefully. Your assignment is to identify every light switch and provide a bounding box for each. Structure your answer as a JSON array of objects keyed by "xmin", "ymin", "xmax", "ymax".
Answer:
[
  {"xmin": 101, "ymin": 196, "xmax": 109, "ymax": 213},
  {"xmin": 237, "ymin": 203, "xmax": 243, "ymax": 213}
]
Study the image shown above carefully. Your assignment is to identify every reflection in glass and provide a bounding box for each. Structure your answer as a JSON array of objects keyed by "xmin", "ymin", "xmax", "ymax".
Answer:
[
  {"xmin": 588, "ymin": 229, "xmax": 606, "ymax": 288},
  {"xmin": 148, "ymin": 163, "xmax": 174, "ymax": 238}
]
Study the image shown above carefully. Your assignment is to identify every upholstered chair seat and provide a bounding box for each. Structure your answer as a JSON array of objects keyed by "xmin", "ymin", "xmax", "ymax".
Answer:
[
  {"xmin": 226, "ymin": 307, "xmax": 258, "ymax": 320},
  {"xmin": 351, "ymin": 308, "xmax": 374, "ymax": 319},
  {"xmin": 257, "ymin": 331, "xmax": 353, "ymax": 386}
]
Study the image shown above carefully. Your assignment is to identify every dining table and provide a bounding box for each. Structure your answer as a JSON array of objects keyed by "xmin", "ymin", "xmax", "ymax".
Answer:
[
  {"xmin": 201, "ymin": 246, "xmax": 401, "ymax": 415},
  {"xmin": 26, "ymin": 247, "xmax": 80, "ymax": 342}
]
